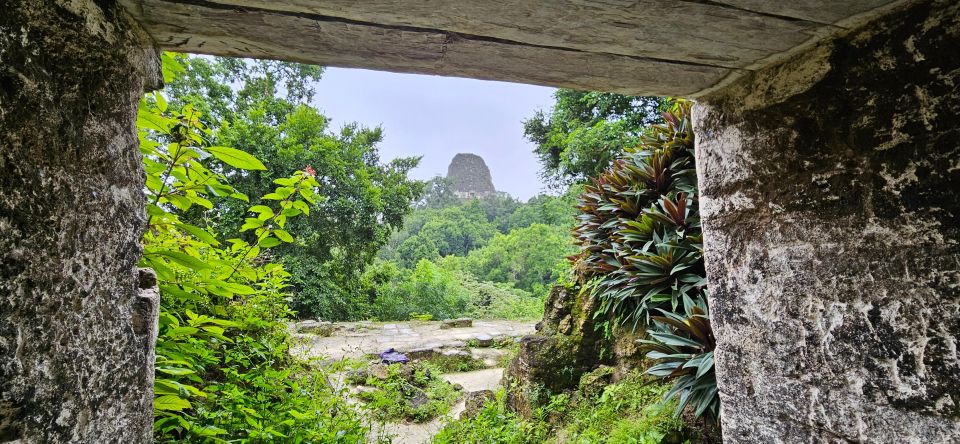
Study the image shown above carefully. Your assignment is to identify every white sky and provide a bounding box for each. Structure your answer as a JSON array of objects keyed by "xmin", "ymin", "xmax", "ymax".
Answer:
[{"xmin": 310, "ymin": 67, "xmax": 557, "ymax": 201}]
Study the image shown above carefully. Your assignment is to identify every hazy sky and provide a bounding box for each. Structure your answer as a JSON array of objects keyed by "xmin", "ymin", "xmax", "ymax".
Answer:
[{"xmin": 309, "ymin": 68, "xmax": 557, "ymax": 201}]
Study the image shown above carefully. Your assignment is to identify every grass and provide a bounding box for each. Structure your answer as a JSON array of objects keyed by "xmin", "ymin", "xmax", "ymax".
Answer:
[
  {"xmin": 495, "ymin": 342, "xmax": 520, "ymax": 368},
  {"xmin": 558, "ymin": 372, "xmax": 688, "ymax": 443}
]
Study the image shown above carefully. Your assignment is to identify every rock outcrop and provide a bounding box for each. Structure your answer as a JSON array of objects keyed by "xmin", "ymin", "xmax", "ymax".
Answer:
[
  {"xmin": 446, "ymin": 153, "xmax": 496, "ymax": 199},
  {"xmin": 503, "ymin": 286, "xmax": 640, "ymax": 418}
]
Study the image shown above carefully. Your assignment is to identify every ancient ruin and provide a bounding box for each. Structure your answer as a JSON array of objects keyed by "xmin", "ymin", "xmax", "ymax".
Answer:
[
  {"xmin": 445, "ymin": 153, "xmax": 497, "ymax": 199},
  {"xmin": 2, "ymin": 0, "xmax": 958, "ymax": 442}
]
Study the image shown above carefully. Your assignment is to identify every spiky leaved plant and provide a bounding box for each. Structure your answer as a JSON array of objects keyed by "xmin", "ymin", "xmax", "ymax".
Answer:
[
  {"xmin": 570, "ymin": 100, "xmax": 718, "ymax": 421},
  {"xmin": 639, "ymin": 294, "xmax": 718, "ymax": 420},
  {"xmin": 571, "ymin": 100, "xmax": 702, "ymax": 329}
]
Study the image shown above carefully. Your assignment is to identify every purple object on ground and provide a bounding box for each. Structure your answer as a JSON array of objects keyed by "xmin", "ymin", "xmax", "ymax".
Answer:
[{"xmin": 379, "ymin": 348, "xmax": 409, "ymax": 364}]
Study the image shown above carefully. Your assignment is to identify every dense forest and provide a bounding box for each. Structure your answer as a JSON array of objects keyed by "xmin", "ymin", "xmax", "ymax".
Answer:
[{"xmin": 157, "ymin": 54, "xmax": 645, "ymax": 326}]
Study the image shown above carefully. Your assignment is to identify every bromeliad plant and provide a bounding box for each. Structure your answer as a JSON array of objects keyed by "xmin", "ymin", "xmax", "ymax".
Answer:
[
  {"xmin": 572, "ymin": 100, "xmax": 702, "ymax": 329},
  {"xmin": 639, "ymin": 295, "xmax": 718, "ymax": 420},
  {"xmin": 139, "ymin": 54, "xmax": 368, "ymax": 442},
  {"xmin": 570, "ymin": 100, "xmax": 718, "ymax": 421}
]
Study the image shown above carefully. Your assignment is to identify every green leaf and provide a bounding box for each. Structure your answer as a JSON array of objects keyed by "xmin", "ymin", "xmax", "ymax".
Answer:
[
  {"xmin": 160, "ymin": 52, "xmax": 184, "ymax": 83},
  {"xmin": 273, "ymin": 177, "xmax": 298, "ymax": 186},
  {"xmin": 205, "ymin": 146, "xmax": 266, "ymax": 170},
  {"xmin": 137, "ymin": 106, "xmax": 173, "ymax": 133},
  {"xmin": 150, "ymin": 250, "xmax": 213, "ymax": 271},
  {"xmin": 217, "ymin": 281, "xmax": 256, "ymax": 295},
  {"xmin": 195, "ymin": 425, "xmax": 227, "ymax": 437},
  {"xmin": 153, "ymin": 91, "xmax": 168, "ymax": 113},
  {"xmin": 240, "ymin": 218, "xmax": 264, "ymax": 232},
  {"xmin": 175, "ymin": 223, "xmax": 220, "ymax": 247},
  {"xmin": 258, "ymin": 237, "xmax": 281, "ymax": 248},
  {"xmin": 155, "ymin": 395, "xmax": 192, "ymax": 412},
  {"xmin": 172, "ymin": 195, "xmax": 197, "ymax": 212},
  {"xmin": 157, "ymin": 366, "xmax": 196, "ymax": 376},
  {"xmin": 249, "ymin": 205, "xmax": 274, "ymax": 219},
  {"xmin": 165, "ymin": 326, "xmax": 200, "ymax": 337},
  {"xmin": 292, "ymin": 200, "xmax": 310, "ymax": 215},
  {"xmin": 159, "ymin": 284, "xmax": 204, "ymax": 301},
  {"xmin": 274, "ymin": 229, "xmax": 293, "ymax": 243},
  {"xmin": 696, "ymin": 352, "xmax": 714, "ymax": 379},
  {"xmin": 280, "ymin": 207, "xmax": 302, "ymax": 217}
]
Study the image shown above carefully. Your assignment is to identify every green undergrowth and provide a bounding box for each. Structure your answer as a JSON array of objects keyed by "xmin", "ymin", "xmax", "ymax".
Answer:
[
  {"xmin": 354, "ymin": 362, "xmax": 461, "ymax": 423},
  {"xmin": 432, "ymin": 391, "xmax": 550, "ymax": 444},
  {"xmin": 558, "ymin": 373, "xmax": 688, "ymax": 443},
  {"xmin": 433, "ymin": 372, "xmax": 690, "ymax": 444}
]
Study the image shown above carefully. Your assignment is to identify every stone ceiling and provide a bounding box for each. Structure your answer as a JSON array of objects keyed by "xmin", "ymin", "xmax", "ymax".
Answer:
[{"xmin": 120, "ymin": 0, "xmax": 900, "ymax": 96}]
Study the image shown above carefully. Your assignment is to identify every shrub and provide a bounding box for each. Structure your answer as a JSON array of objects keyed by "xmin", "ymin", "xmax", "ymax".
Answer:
[
  {"xmin": 434, "ymin": 373, "xmax": 688, "ymax": 444},
  {"xmin": 571, "ymin": 100, "xmax": 701, "ymax": 329},
  {"xmin": 139, "ymin": 71, "xmax": 367, "ymax": 442},
  {"xmin": 464, "ymin": 223, "xmax": 576, "ymax": 297},
  {"xmin": 640, "ymin": 295, "xmax": 719, "ymax": 420},
  {"xmin": 369, "ymin": 259, "xmax": 473, "ymax": 321},
  {"xmin": 463, "ymin": 278, "xmax": 545, "ymax": 320},
  {"xmin": 366, "ymin": 258, "xmax": 544, "ymax": 321}
]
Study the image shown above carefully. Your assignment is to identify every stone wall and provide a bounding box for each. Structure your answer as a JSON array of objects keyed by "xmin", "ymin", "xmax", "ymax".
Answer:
[
  {"xmin": 694, "ymin": 0, "xmax": 960, "ymax": 441},
  {"xmin": 0, "ymin": 1, "xmax": 160, "ymax": 441}
]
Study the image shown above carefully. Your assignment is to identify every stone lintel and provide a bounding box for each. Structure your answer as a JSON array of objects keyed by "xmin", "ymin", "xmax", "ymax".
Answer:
[{"xmin": 119, "ymin": 0, "xmax": 905, "ymax": 96}]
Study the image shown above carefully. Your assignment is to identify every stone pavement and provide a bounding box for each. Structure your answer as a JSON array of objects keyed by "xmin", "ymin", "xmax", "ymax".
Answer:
[{"xmin": 291, "ymin": 319, "xmax": 535, "ymax": 361}]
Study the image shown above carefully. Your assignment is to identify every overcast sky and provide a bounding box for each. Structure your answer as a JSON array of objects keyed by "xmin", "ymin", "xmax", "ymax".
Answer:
[{"xmin": 309, "ymin": 68, "xmax": 557, "ymax": 201}]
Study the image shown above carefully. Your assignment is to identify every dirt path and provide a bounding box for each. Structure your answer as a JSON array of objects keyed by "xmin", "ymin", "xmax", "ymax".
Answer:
[{"xmin": 294, "ymin": 320, "xmax": 534, "ymax": 444}]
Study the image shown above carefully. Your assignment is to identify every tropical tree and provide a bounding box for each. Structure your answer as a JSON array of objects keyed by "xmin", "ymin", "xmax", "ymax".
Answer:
[
  {"xmin": 165, "ymin": 55, "xmax": 424, "ymax": 320},
  {"xmin": 524, "ymin": 90, "xmax": 663, "ymax": 189}
]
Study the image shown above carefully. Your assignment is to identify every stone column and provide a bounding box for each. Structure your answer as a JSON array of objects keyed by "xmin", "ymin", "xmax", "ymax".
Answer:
[
  {"xmin": 0, "ymin": 1, "xmax": 160, "ymax": 442},
  {"xmin": 694, "ymin": 0, "xmax": 959, "ymax": 441}
]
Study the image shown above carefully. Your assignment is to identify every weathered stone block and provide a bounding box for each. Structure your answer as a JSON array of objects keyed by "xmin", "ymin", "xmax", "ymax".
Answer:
[
  {"xmin": 440, "ymin": 317, "xmax": 473, "ymax": 329},
  {"xmin": 461, "ymin": 390, "xmax": 496, "ymax": 420},
  {"xmin": 0, "ymin": 0, "xmax": 160, "ymax": 442},
  {"xmin": 296, "ymin": 320, "xmax": 334, "ymax": 336},
  {"xmin": 473, "ymin": 333, "xmax": 494, "ymax": 347},
  {"xmin": 695, "ymin": 1, "xmax": 960, "ymax": 441}
]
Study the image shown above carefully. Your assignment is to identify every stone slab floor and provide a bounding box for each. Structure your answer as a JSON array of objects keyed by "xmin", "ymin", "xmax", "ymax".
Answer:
[{"xmin": 292, "ymin": 320, "xmax": 534, "ymax": 361}]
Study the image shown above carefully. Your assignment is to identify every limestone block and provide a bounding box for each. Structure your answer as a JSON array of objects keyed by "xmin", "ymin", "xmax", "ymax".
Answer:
[
  {"xmin": 0, "ymin": 1, "xmax": 160, "ymax": 441},
  {"xmin": 296, "ymin": 320, "xmax": 334, "ymax": 336},
  {"xmin": 441, "ymin": 318, "xmax": 473, "ymax": 329},
  {"xmin": 695, "ymin": 1, "xmax": 960, "ymax": 441}
]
